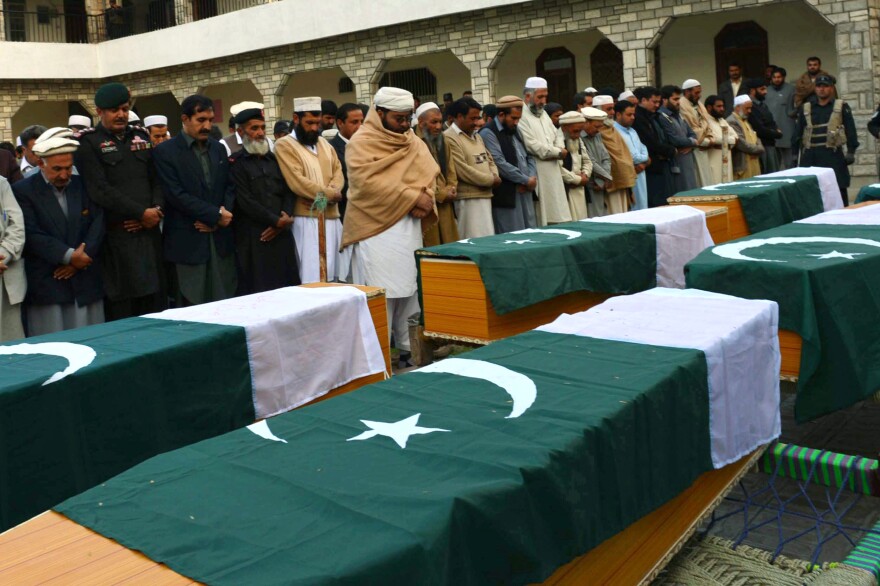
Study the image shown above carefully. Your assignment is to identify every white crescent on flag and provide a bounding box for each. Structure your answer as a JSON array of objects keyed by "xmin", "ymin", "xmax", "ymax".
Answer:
[
  {"xmin": 703, "ymin": 179, "xmax": 797, "ymax": 191},
  {"xmin": 510, "ymin": 228, "xmax": 581, "ymax": 240},
  {"xmin": 712, "ymin": 236, "xmax": 880, "ymax": 263},
  {"xmin": 0, "ymin": 342, "xmax": 96, "ymax": 386}
]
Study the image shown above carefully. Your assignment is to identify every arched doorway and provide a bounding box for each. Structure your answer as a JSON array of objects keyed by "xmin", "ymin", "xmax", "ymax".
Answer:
[
  {"xmin": 714, "ymin": 21, "xmax": 768, "ymax": 85},
  {"xmin": 536, "ymin": 47, "xmax": 576, "ymax": 105},
  {"xmin": 590, "ymin": 39, "xmax": 624, "ymax": 93}
]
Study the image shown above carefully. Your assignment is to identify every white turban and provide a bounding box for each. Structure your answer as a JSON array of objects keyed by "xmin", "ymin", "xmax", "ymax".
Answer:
[
  {"xmin": 143, "ymin": 115, "xmax": 168, "ymax": 127},
  {"xmin": 415, "ymin": 101, "xmax": 441, "ymax": 120},
  {"xmin": 128, "ymin": 111, "xmax": 140, "ymax": 122},
  {"xmin": 293, "ymin": 97, "xmax": 321, "ymax": 113},
  {"xmin": 584, "ymin": 87, "xmax": 598, "ymax": 94},
  {"xmin": 374, "ymin": 87, "xmax": 414, "ymax": 112},
  {"xmin": 558, "ymin": 111, "xmax": 586, "ymax": 125},
  {"xmin": 68, "ymin": 115, "xmax": 91, "ymax": 128},
  {"xmin": 230, "ymin": 101, "xmax": 264, "ymax": 117},
  {"xmin": 33, "ymin": 136, "xmax": 79, "ymax": 158},
  {"xmin": 36, "ymin": 127, "xmax": 75, "ymax": 143},
  {"xmin": 592, "ymin": 95, "xmax": 614, "ymax": 107},
  {"xmin": 734, "ymin": 95, "xmax": 752, "ymax": 107},
  {"xmin": 525, "ymin": 76, "xmax": 548, "ymax": 90},
  {"xmin": 618, "ymin": 91, "xmax": 635, "ymax": 101},
  {"xmin": 681, "ymin": 79, "xmax": 701, "ymax": 90},
  {"xmin": 581, "ymin": 107, "xmax": 607, "ymax": 121}
]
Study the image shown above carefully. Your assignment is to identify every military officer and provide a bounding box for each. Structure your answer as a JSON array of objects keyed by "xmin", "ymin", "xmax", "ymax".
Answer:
[{"xmin": 75, "ymin": 82, "xmax": 166, "ymax": 320}]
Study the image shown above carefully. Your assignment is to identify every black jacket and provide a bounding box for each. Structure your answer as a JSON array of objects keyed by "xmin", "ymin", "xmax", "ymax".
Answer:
[
  {"xmin": 13, "ymin": 173, "xmax": 105, "ymax": 306},
  {"xmin": 748, "ymin": 100, "xmax": 782, "ymax": 146},
  {"xmin": 633, "ymin": 106, "xmax": 676, "ymax": 175},
  {"xmin": 329, "ymin": 134, "xmax": 348, "ymax": 218}
]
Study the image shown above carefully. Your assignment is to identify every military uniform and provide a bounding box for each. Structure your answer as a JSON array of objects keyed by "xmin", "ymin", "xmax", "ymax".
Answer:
[
  {"xmin": 793, "ymin": 90, "xmax": 859, "ymax": 206},
  {"xmin": 75, "ymin": 122, "xmax": 165, "ymax": 319}
]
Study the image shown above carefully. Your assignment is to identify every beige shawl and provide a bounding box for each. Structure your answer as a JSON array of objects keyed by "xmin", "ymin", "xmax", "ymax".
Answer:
[
  {"xmin": 342, "ymin": 108, "xmax": 440, "ymax": 248},
  {"xmin": 599, "ymin": 121, "xmax": 636, "ymax": 191},
  {"xmin": 680, "ymin": 97, "xmax": 710, "ymax": 144}
]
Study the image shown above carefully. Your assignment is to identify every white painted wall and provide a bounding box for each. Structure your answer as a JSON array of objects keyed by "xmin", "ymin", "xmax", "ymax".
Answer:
[
  {"xmin": 12, "ymin": 100, "xmax": 71, "ymax": 137},
  {"xmin": 657, "ymin": 3, "xmax": 836, "ymax": 95}
]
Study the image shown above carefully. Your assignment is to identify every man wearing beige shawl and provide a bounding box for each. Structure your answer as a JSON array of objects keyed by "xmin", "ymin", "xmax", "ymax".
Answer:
[
  {"xmin": 727, "ymin": 95, "xmax": 764, "ymax": 180},
  {"xmin": 704, "ymin": 95, "xmax": 736, "ymax": 184},
  {"xmin": 275, "ymin": 96, "xmax": 347, "ymax": 283},
  {"xmin": 557, "ymin": 111, "xmax": 592, "ymax": 220},
  {"xmin": 415, "ymin": 102, "xmax": 459, "ymax": 246},
  {"xmin": 343, "ymin": 87, "xmax": 439, "ymax": 368},
  {"xmin": 679, "ymin": 80, "xmax": 712, "ymax": 187},
  {"xmin": 593, "ymin": 96, "xmax": 634, "ymax": 215}
]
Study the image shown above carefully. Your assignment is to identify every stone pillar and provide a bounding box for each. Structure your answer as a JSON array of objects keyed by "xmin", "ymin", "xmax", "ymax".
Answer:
[
  {"xmin": 341, "ymin": 61, "xmax": 382, "ymax": 105},
  {"xmin": 0, "ymin": 0, "xmax": 7, "ymax": 43},
  {"xmin": 452, "ymin": 40, "xmax": 503, "ymax": 104},
  {"xmin": 174, "ymin": 0, "xmax": 193, "ymax": 25},
  {"xmin": 85, "ymin": 0, "xmax": 105, "ymax": 43}
]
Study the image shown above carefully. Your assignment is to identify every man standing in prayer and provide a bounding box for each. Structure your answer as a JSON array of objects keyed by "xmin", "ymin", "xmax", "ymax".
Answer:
[
  {"xmin": 679, "ymin": 79, "xmax": 713, "ymax": 187},
  {"xmin": 275, "ymin": 96, "xmax": 347, "ymax": 283},
  {"xmin": 557, "ymin": 111, "xmax": 592, "ymax": 220},
  {"xmin": 745, "ymin": 78, "xmax": 783, "ymax": 173},
  {"xmin": 618, "ymin": 91, "xmax": 637, "ymax": 105},
  {"xmin": 76, "ymin": 82, "xmax": 166, "ymax": 320},
  {"xmin": 594, "ymin": 95, "xmax": 635, "ymax": 214},
  {"xmin": 764, "ymin": 67, "xmax": 796, "ymax": 170},
  {"xmin": 704, "ymin": 95, "xmax": 736, "ymax": 184},
  {"xmin": 68, "ymin": 115, "xmax": 91, "ymax": 132},
  {"xmin": 14, "ymin": 132, "xmax": 105, "ymax": 335},
  {"xmin": 343, "ymin": 87, "xmax": 438, "ymax": 369},
  {"xmin": 153, "ymin": 94, "xmax": 237, "ymax": 305},
  {"xmin": 479, "ymin": 95, "xmax": 538, "ymax": 233},
  {"xmin": 727, "ymin": 95, "xmax": 764, "ymax": 180},
  {"xmin": 228, "ymin": 103, "xmax": 299, "ymax": 294},
  {"xmin": 633, "ymin": 86, "xmax": 677, "ymax": 207},
  {"xmin": 517, "ymin": 76, "xmax": 570, "ymax": 226},
  {"xmin": 614, "ymin": 100, "xmax": 650, "ymax": 211},
  {"xmin": 144, "ymin": 115, "xmax": 170, "ymax": 147},
  {"xmin": 658, "ymin": 85, "xmax": 699, "ymax": 193},
  {"xmin": 795, "ymin": 56, "xmax": 836, "ymax": 108},
  {"xmin": 329, "ymin": 103, "xmax": 365, "ymax": 220},
  {"xmin": 581, "ymin": 107, "xmax": 614, "ymax": 218},
  {"xmin": 443, "ymin": 97, "xmax": 500, "ymax": 239},
  {"xmin": 416, "ymin": 101, "xmax": 459, "ymax": 245},
  {"xmin": 321, "ymin": 100, "xmax": 338, "ymax": 132},
  {"xmin": 0, "ymin": 176, "xmax": 26, "ymax": 341},
  {"xmin": 18, "ymin": 125, "xmax": 47, "ymax": 178},
  {"xmin": 718, "ymin": 63, "xmax": 744, "ymax": 117}
]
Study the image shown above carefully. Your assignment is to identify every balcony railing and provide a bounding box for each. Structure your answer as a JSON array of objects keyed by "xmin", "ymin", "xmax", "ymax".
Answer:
[{"xmin": 1, "ymin": 0, "xmax": 270, "ymax": 44}]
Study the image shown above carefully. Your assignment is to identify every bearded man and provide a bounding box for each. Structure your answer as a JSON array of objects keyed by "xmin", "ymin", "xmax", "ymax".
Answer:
[
  {"xmin": 229, "ymin": 103, "xmax": 299, "ymax": 294},
  {"xmin": 275, "ymin": 96, "xmax": 346, "ymax": 283},
  {"xmin": 343, "ymin": 87, "xmax": 439, "ymax": 369},
  {"xmin": 703, "ymin": 95, "xmax": 736, "ymax": 184},
  {"xmin": 557, "ymin": 110, "xmax": 592, "ymax": 220},
  {"xmin": 593, "ymin": 95, "xmax": 635, "ymax": 214},
  {"xmin": 679, "ymin": 79, "xmax": 713, "ymax": 187},
  {"xmin": 416, "ymin": 102, "xmax": 459, "ymax": 246},
  {"xmin": 727, "ymin": 95, "xmax": 764, "ymax": 180}
]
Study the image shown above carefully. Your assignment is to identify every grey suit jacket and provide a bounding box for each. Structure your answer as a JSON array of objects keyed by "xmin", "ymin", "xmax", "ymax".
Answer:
[{"xmin": 0, "ymin": 176, "xmax": 26, "ymax": 305}]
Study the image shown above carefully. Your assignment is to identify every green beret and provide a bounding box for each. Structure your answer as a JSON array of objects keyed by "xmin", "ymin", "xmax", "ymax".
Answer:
[{"xmin": 95, "ymin": 82, "xmax": 131, "ymax": 109}]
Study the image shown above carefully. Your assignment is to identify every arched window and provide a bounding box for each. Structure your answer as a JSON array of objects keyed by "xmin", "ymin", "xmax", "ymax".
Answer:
[
  {"xmin": 714, "ymin": 21, "xmax": 768, "ymax": 86},
  {"xmin": 379, "ymin": 68, "xmax": 437, "ymax": 103},
  {"xmin": 590, "ymin": 39, "xmax": 624, "ymax": 94},
  {"xmin": 537, "ymin": 47, "xmax": 576, "ymax": 105}
]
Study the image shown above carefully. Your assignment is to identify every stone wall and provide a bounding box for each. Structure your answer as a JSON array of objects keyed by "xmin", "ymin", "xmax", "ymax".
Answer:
[{"xmin": 0, "ymin": 0, "xmax": 876, "ymax": 178}]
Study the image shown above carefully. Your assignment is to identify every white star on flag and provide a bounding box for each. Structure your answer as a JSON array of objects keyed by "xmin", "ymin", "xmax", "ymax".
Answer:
[
  {"xmin": 347, "ymin": 413, "xmax": 450, "ymax": 448},
  {"xmin": 504, "ymin": 239, "xmax": 537, "ymax": 245},
  {"xmin": 808, "ymin": 250, "xmax": 866, "ymax": 260}
]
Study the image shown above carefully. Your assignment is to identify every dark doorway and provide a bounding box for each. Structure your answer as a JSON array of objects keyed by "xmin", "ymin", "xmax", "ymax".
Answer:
[
  {"xmin": 379, "ymin": 68, "xmax": 438, "ymax": 103},
  {"xmin": 63, "ymin": 0, "xmax": 88, "ymax": 43},
  {"xmin": 714, "ymin": 21, "xmax": 769, "ymax": 86},
  {"xmin": 536, "ymin": 47, "xmax": 576, "ymax": 106},
  {"xmin": 590, "ymin": 39, "xmax": 625, "ymax": 94},
  {"xmin": 193, "ymin": 0, "xmax": 217, "ymax": 21}
]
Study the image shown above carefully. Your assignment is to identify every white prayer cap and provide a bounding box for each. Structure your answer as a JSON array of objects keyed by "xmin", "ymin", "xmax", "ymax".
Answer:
[
  {"xmin": 581, "ymin": 107, "xmax": 607, "ymax": 121},
  {"xmin": 230, "ymin": 101, "xmax": 263, "ymax": 118},
  {"xmin": 143, "ymin": 115, "xmax": 168, "ymax": 127},
  {"xmin": 68, "ymin": 115, "xmax": 91, "ymax": 128},
  {"xmin": 415, "ymin": 101, "xmax": 441, "ymax": 120},
  {"xmin": 128, "ymin": 111, "xmax": 140, "ymax": 122},
  {"xmin": 618, "ymin": 90, "xmax": 635, "ymax": 101},
  {"xmin": 734, "ymin": 94, "xmax": 752, "ymax": 107},
  {"xmin": 592, "ymin": 95, "xmax": 614, "ymax": 107},
  {"xmin": 681, "ymin": 79, "xmax": 701, "ymax": 90},
  {"xmin": 374, "ymin": 87, "xmax": 414, "ymax": 111},
  {"xmin": 584, "ymin": 87, "xmax": 598, "ymax": 94},
  {"xmin": 32, "ymin": 136, "xmax": 79, "ymax": 157},
  {"xmin": 558, "ymin": 111, "xmax": 586, "ymax": 125},
  {"xmin": 525, "ymin": 76, "xmax": 548, "ymax": 90},
  {"xmin": 16, "ymin": 136, "xmax": 22, "ymax": 147},
  {"xmin": 321, "ymin": 128, "xmax": 339, "ymax": 140},
  {"xmin": 36, "ymin": 127, "xmax": 75, "ymax": 143},
  {"xmin": 293, "ymin": 96, "xmax": 322, "ymax": 113}
]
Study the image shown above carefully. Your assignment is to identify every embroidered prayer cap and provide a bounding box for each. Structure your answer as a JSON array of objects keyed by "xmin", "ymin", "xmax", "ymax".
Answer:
[
  {"xmin": 681, "ymin": 79, "xmax": 701, "ymax": 90},
  {"xmin": 415, "ymin": 101, "xmax": 441, "ymax": 120},
  {"xmin": 374, "ymin": 87, "xmax": 414, "ymax": 112},
  {"xmin": 143, "ymin": 115, "xmax": 168, "ymax": 127},
  {"xmin": 231, "ymin": 101, "xmax": 265, "ymax": 125},
  {"xmin": 32, "ymin": 135, "xmax": 80, "ymax": 157},
  {"xmin": 618, "ymin": 90, "xmax": 635, "ymax": 101},
  {"xmin": 128, "ymin": 111, "xmax": 140, "ymax": 122},
  {"xmin": 592, "ymin": 95, "xmax": 614, "ymax": 107},
  {"xmin": 734, "ymin": 95, "xmax": 752, "ymax": 107},
  {"xmin": 525, "ymin": 76, "xmax": 548, "ymax": 90},
  {"xmin": 584, "ymin": 87, "xmax": 598, "ymax": 94},
  {"xmin": 67, "ymin": 115, "xmax": 91, "ymax": 128},
  {"xmin": 94, "ymin": 82, "xmax": 131, "ymax": 109},
  {"xmin": 581, "ymin": 107, "xmax": 607, "ymax": 121},
  {"xmin": 495, "ymin": 95, "xmax": 524, "ymax": 109},
  {"xmin": 36, "ymin": 127, "xmax": 75, "ymax": 143},
  {"xmin": 558, "ymin": 111, "xmax": 586, "ymax": 125},
  {"xmin": 293, "ymin": 97, "xmax": 322, "ymax": 113},
  {"xmin": 814, "ymin": 74, "xmax": 835, "ymax": 86}
]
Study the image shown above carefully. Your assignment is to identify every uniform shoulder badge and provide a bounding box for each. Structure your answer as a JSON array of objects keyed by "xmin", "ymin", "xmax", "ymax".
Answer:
[{"xmin": 73, "ymin": 127, "xmax": 96, "ymax": 139}]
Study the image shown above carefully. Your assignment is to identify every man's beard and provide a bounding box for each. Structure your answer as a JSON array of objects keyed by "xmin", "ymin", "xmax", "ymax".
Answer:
[
  {"xmin": 529, "ymin": 103, "xmax": 544, "ymax": 116},
  {"xmin": 242, "ymin": 134, "xmax": 270, "ymax": 156},
  {"xmin": 381, "ymin": 118, "xmax": 407, "ymax": 134},
  {"xmin": 710, "ymin": 109, "xmax": 724, "ymax": 120},
  {"xmin": 295, "ymin": 122, "xmax": 319, "ymax": 146},
  {"xmin": 422, "ymin": 130, "xmax": 444, "ymax": 154}
]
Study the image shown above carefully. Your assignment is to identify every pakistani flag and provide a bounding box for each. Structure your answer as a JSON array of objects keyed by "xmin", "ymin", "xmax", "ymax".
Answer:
[
  {"xmin": 57, "ymin": 289, "xmax": 780, "ymax": 585},
  {"xmin": 855, "ymin": 183, "xmax": 880, "ymax": 204},
  {"xmin": 418, "ymin": 221, "xmax": 657, "ymax": 315},
  {"xmin": 686, "ymin": 213, "xmax": 880, "ymax": 422},
  {"xmin": 674, "ymin": 175, "xmax": 824, "ymax": 234},
  {"xmin": 0, "ymin": 286, "xmax": 383, "ymax": 531}
]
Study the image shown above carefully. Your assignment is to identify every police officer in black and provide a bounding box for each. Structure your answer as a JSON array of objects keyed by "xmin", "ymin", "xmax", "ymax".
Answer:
[
  {"xmin": 75, "ymin": 82, "xmax": 166, "ymax": 320},
  {"xmin": 228, "ymin": 104, "xmax": 299, "ymax": 295},
  {"xmin": 793, "ymin": 74, "xmax": 859, "ymax": 206}
]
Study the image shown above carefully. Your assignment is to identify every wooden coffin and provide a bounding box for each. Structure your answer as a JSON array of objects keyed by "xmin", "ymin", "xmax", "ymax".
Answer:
[
  {"xmin": 684, "ymin": 204, "xmax": 731, "ymax": 243},
  {"xmin": 667, "ymin": 194, "xmax": 748, "ymax": 240}
]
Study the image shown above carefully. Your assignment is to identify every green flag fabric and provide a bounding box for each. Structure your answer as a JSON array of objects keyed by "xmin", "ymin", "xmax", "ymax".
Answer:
[
  {"xmin": 686, "ymin": 222, "xmax": 880, "ymax": 422},
  {"xmin": 673, "ymin": 175, "xmax": 824, "ymax": 234},
  {"xmin": 855, "ymin": 184, "xmax": 880, "ymax": 204},
  {"xmin": 417, "ymin": 221, "xmax": 657, "ymax": 315},
  {"xmin": 0, "ymin": 317, "xmax": 254, "ymax": 531},
  {"xmin": 58, "ymin": 331, "xmax": 712, "ymax": 586}
]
